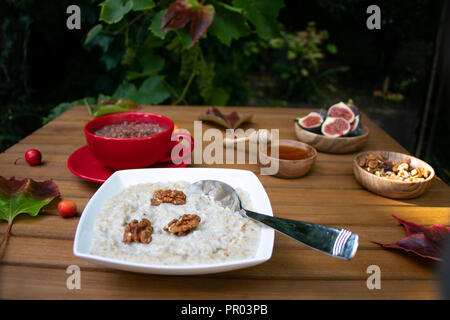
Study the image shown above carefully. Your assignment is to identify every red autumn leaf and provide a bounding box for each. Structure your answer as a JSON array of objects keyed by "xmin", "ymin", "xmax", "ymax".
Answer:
[
  {"xmin": 162, "ymin": 3, "xmax": 195, "ymax": 31},
  {"xmin": 199, "ymin": 107, "xmax": 252, "ymax": 129},
  {"xmin": 161, "ymin": 0, "xmax": 188, "ymax": 28},
  {"xmin": 391, "ymin": 214, "xmax": 449, "ymax": 244},
  {"xmin": 374, "ymin": 215, "xmax": 450, "ymax": 261},
  {"xmin": 189, "ymin": 5, "xmax": 214, "ymax": 46},
  {"xmin": 161, "ymin": 0, "xmax": 215, "ymax": 46}
]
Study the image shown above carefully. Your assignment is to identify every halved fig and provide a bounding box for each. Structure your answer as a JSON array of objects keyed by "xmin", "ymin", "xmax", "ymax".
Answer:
[
  {"xmin": 321, "ymin": 117, "xmax": 351, "ymax": 137},
  {"xmin": 327, "ymin": 102, "xmax": 355, "ymax": 123},
  {"xmin": 347, "ymin": 115, "xmax": 362, "ymax": 137},
  {"xmin": 296, "ymin": 112, "xmax": 324, "ymax": 133},
  {"xmin": 315, "ymin": 108, "xmax": 328, "ymax": 119}
]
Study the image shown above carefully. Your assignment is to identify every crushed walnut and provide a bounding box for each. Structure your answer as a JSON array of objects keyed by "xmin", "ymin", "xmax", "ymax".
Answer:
[
  {"xmin": 123, "ymin": 218, "xmax": 153, "ymax": 244},
  {"xmin": 359, "ymin": 152, "xmax": 430, "ymax": 182},
  {"xmin": 163, "ymin": 214, "xmax": 201, "ymax": 236},
  {"xmin": 151, "ymin": 189, "xmax": 186, "ymax": 206}
]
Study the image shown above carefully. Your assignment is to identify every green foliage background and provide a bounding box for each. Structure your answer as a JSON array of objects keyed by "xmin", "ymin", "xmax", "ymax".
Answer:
[
  {"xmin": 79, "ymin": 0, "xmax": 290, "ymax": 108},
  {"xmin": 1, "ymin": 0, "xmax": 347, "ymax": 131}
]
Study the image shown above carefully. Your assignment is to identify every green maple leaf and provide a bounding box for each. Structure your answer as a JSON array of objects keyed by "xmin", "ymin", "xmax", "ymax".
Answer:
[{"xmin": 0, "ymin": 177, "xmax": 60, "ymax": 249}]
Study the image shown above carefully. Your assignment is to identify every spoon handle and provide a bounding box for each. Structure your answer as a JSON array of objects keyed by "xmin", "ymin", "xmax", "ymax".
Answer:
[{"xmin": 242, "ymin": 209, "xmax": 359, "ymax": 260}]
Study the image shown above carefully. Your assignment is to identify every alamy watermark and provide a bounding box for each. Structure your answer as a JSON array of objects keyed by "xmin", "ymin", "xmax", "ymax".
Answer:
[
  {"xmin": 66, "ymin": 5, "xmax": 381, "ymax": 31},
  {"xmin": 66, "ymin": 5, "xmax": 81, "ymax": 30},
  {"xmin": 366, "ymin": 265, "xmax": 381, "ymax": 290},
  {"xmin": 367, "ymin": 5, "xmax": 381, "ymax": 30},
  {"xmin": 66, "ymin": 264, "xmax": 81, "ymax": 290}
]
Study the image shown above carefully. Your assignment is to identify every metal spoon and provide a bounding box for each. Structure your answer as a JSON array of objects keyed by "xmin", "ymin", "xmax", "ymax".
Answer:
[{"xmin": 190, "ymin": 180, "xmax": 359, "ymax": 260}]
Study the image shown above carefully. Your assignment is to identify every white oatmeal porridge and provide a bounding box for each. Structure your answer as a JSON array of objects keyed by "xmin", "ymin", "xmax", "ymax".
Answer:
[{"xmin": 89, "ymin": 181, "xmax": 261, "ymax": 265}]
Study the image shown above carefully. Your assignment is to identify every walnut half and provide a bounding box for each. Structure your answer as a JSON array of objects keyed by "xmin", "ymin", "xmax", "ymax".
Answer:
[
  {"xmin": 151, "ymin": 189, "xmax": 186, "ymax": 206},
  {"xmin": 123, "ymin": 218, "xmax": 153, "ymax": 244},
  {"xmin": 163, "ymin": 214, "xmax": 200, "ymax": 236}
]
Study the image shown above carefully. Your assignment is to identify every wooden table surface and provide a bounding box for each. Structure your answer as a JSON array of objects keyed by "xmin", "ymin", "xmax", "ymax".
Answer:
[{"xmin": 0, "ymin": 105, "xmax": 449, "ymax": 300}]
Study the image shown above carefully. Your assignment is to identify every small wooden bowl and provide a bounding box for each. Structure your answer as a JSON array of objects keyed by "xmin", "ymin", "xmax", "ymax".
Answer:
[
  {"xmin": 294, "ymin": 122, "xmax": 369, "ymax": 154},
  {"xmin": 353, "ymin": 150, "xmax": 435, "ymax": 199},
  {"xmin": 259, "ymin": 139, "xmax": 317, "ymax": 178}
]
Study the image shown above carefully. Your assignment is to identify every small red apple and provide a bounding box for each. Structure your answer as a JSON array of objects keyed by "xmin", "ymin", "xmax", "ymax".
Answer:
[
  {"xmin": 25, "ymin": 149, "xmax": 42, "ymax": 166},
  {"xmin": 57, "ymin": 200, "xmax": 77, "ymax": 218}
]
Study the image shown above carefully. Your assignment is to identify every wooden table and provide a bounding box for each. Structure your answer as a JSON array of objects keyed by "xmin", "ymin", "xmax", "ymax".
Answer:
[{"xmin": 0, "ymin": 105, "xmax": 449, "ymax": 300}]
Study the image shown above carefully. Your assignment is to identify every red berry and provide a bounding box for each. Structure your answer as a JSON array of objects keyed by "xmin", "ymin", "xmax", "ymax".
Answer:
[
  {"xmin": 25, "ymin": 149, "xmax": 42, "ymax": 166},
  {"xmin": 58, "ymin": 200, "xmax": 77, "ymax": 217}
]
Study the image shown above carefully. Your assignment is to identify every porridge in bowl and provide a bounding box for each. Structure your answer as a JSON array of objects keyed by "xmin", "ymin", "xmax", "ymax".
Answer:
[
  {"xmin": 93, "ymin": 121, "xmax": 166, "ymax": 138},
  {"xmin": 89, "ymin": 181, "xmax": 261, "ymax": 265}
]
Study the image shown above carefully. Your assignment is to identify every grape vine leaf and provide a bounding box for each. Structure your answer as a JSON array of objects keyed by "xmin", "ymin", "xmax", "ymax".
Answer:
[
  {"xmin": 149, "ymin": 11, "xmax": 167, "ymax": 39},
  {"xmin": 162, "ymin": 0, "xmax": 194, "ymax": 30},
  {"xmin": 176, "ymin": 29, "xmax": 193, "ymax": 49},
  {"xmin": 138, "ymin": 53, "xmax": 165, "ymax": 74},
  {"xmin": 0, "ymin": 177, "xmax": 60, "ymax": 248},
  {"xmin": 208, "ymin": 4, "xmax": 250, "ymax": 46},
  {"xmin": 248, "ymin": 0, "xmax": 285, "ymax": 18},
  {"xmin": 189, "ymin": 5, "xmax": 215, "ymax": 46},
  {"xmin": 84, "ymin": 24, "xmax": 103, "ymax": 45},
  {"xmin": 139, "ymin": 34, "xmax": 166, "ymax": 50},
  {"xmin": 99, "ymin": 0, "xmax": 133, "ymax": 24},
  {"xmin": 212, "ymin": 0, "xmax": 243, "ymax": 14},
  {"xmin": 127, "ymin": 76, "xmax": 170, "ymax": 105},
  {"xmin": 112, "ymin": 81, "xmax": 137, "ymax": 100},
  {"xmin": 84, "ymin": 30, "xmax": 114, "ymax": 54},
  {"xmin": 232, "ymin": 0, "xmax": 285, "ymax": 39},
  {"xmin": 132, "ymin": 0, "xmax": 155, "ymax": 11},
  {"xmin": 124, "ymin": 53, "xmax": 165, "ymax": 81},
  {"xmin": 86, "ymin": 98, "xmax": 139, "ymax": 118},
  {"xmin": 101, "ymin": 50, "xmax": 124, "ymax": 71},
  {"xmin": 161, "ymin": 0, "xmax": 215, "ymax": 46}
]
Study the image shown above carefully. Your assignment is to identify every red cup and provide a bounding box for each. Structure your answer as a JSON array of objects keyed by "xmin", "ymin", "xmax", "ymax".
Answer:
[{"xmin": 84, "ymin": 112, "xmax": 181, "ymax": 170}]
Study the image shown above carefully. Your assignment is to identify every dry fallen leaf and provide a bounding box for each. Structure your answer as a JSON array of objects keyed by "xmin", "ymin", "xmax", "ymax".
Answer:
[{"xmin": 374, "ymin": 215, "xmax": 449, "ymax": 261}]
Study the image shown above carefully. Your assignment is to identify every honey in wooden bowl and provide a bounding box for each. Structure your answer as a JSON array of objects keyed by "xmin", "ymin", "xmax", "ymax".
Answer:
[
  {"xmin": 269, "ymin": 145, "xmax": 313, "ymax": 160},
  {"xmin": 260, "ymin": 139, "xmax": 317, "ymax": 178}
]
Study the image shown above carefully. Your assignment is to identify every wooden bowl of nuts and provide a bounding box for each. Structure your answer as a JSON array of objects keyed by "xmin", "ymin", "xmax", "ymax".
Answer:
[{"xmin": 353, "ymin": 151, "xmax": 435, "ymax": 199}]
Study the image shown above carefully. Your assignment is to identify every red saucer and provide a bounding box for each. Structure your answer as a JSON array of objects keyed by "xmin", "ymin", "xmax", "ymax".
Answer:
[{"xmin": 67, "ymin": 142, "xmax": 191, "ymax": 183}]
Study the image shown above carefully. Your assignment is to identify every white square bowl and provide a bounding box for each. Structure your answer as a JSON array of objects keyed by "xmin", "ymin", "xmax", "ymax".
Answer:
[{"xmin": 73, "ymin": 168, "xmax": 275, "ymax": 275}]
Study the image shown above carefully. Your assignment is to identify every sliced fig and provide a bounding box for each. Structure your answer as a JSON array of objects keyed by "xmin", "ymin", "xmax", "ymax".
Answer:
[
  {"xmin": 314, "ymin": 108, "xmax": 328, "ymax": 119},
  {"xmin": 321, "ymin": 117, "xmax": 351, "ymax": 137},
  {"xmin": 347, "ymin": 115, "xmax": 362, "ymax": 137},
  {"xmin": 296, "ymin": 112, "xmax": 324, "ymax": 133},
  {"xmin": 327, "ymin": 102, "xmax": 355, "ymax": 123}
]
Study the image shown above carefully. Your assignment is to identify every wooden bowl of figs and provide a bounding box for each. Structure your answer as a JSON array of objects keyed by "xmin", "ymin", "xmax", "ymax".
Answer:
[{"xmin": 294, "ymin": 102, "xmax": 369, "ymax": 154}]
